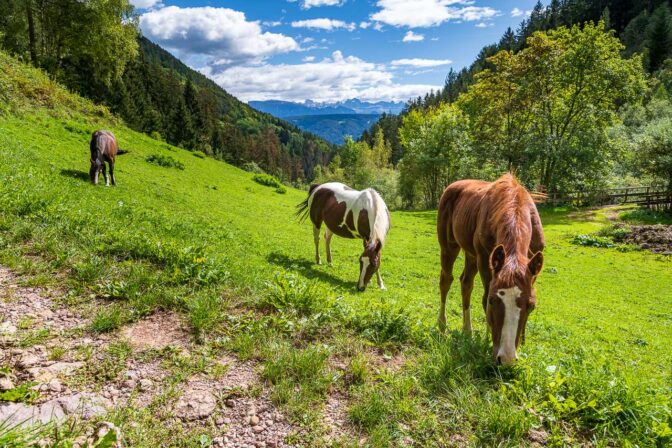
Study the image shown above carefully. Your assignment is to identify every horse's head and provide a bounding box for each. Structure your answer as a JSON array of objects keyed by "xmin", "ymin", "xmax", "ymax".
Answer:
[
  {"xmin": 358, "ymin": 240, "xmax": 382, "ymax": 291},
  {"xmin": 487, "ymin": 245, "xmax": 543, "ymax": 365},
  {"xmin": 89, "ymin": 157, "xmax": 102, "ymax": 184}
]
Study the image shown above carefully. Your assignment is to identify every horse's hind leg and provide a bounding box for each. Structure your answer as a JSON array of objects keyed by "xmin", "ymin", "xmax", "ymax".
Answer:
[
  {"xmin": 109, "ymin": 160, "xmax": 116, "ymax": 186},
  {"xmin": 313, "ymin": 225, "xmax": 322, "ymax": 265},
  {"xmin": 438, "ymin": 243, "xmax": 459, "ymax": 333},
  {"xmin": 460, "ymin": 255, "xmax": 478, "ymax": 334},
  {"xmin": 324, "ymin": 228, "xmax": 333, "ymax": 266}
]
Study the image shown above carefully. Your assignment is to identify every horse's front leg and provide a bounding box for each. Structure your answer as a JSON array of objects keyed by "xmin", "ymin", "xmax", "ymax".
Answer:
[
  {"xmin": 102, "ymin": 163, "xmax": 109, "ymax": 187},
  {"xmin": 376, "ymin": 270, "xmax": 386, "ymax": 290},
  {"xmin": 324, "ymin": 229, "xmax": 333, "ymax": 266},
  {"xmin": 313, "ymin": 225, "xmax": 321, "ymax": 265}
]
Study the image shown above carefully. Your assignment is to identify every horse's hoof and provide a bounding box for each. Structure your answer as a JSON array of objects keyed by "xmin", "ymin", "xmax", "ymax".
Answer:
[{"xmin": 380, "ymin": 286, "xmax": 387, "ymax": 291}]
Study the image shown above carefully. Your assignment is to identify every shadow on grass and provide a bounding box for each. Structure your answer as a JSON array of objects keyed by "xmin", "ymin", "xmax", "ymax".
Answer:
[
  {"xmin": 266, "ymin": 251, "xmax": 355, "ymax": 291},
  {"xmin": 60, "ymin": 168, "xmax": 89, "ymax": 182}
]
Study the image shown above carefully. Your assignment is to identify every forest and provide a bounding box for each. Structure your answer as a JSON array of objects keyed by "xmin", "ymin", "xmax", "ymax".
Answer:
[
  {"xmin": 0, "ymin": 0, "xmax": 335, "ymax": 182},
  {"xmin": 354, "ymin": 0, "xmax": 672, "ymax": 209}
]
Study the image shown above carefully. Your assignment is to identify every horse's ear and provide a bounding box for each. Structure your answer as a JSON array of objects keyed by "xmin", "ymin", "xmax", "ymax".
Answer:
[
  {"xmin": 528, "ymin": 251, "xmax": 544, "ymax": 276},
  {"xmin": 490, "ymin": 245, "xmax": 506, "ymax": 274}
]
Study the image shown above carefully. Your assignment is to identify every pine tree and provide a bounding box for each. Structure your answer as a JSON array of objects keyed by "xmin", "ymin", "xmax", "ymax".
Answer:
[{"xmin": 646, "ymin": 4, "xmax": 672, "ymax": 72}]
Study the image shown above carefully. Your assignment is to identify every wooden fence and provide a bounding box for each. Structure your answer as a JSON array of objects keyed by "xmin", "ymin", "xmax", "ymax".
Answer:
[{"xmin": 548, "ymin": 185, "xmax": 671, "ymax": 208}]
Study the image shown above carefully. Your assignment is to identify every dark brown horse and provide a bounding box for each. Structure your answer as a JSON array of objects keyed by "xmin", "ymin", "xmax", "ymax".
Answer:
[
  {"xmin": 297, "ymin": 182, "xmax": 391, "ymax": 291},
  {"xmin": 90, "ymin": 130, "xmax": 118, "ymax": 186},
  {"xmin": 437, "ymin": 174, "xmax": 545, "ymax": 365}
]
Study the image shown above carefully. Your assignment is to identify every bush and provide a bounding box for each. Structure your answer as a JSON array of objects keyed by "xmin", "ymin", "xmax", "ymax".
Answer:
[
  {"xmin": 242, "ymin": 162, "xmax": 264, "ymax": 174},
  {"xmin": 572, "ymin": 234, "xmax": 615, "ymax": 248},
  {"xmin": 146, "ymin": 154, "xmax": 184, "ymax": 170},
  {"xmin": 192, "ymin": 150, "xmax": 206, "ymax": 159},
  {"xmin": 252, "ymin": 173, "xmax": 283, "ymax": 188}
]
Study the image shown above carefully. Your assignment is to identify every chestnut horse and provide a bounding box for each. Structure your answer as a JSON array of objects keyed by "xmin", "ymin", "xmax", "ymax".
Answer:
[
  {"xmin": 437, "ymin": 174, "xmax": 544, "ymax": 365},
  {"xmin": 297, "ymin": 182, "xmax": 390, "ymax": 291},
  {"xmin": 90, "ymin": 130, "xmax": 118, "ymax": 186}
]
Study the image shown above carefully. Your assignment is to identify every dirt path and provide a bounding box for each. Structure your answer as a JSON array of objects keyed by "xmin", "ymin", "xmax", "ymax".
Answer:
[{"xmin": 0, "ymin": 266, "xmax": 318, "ymax": 447}]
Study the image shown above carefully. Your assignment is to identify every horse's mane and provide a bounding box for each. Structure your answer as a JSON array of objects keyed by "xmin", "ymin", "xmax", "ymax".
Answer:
[
  {"xmin": 368, "ymin": 188, "xmax": 390, "ymax": 246},
  {"xmin": 487, "ymin": 174, "xmax": 533, "ymax": 283}
]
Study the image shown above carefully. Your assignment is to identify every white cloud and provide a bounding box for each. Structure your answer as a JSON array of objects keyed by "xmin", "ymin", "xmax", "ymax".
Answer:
[
  {"xmin": 263, "ymin": 21, "xmax": 283, "ymax": 27},
  {"xmin": 303, "ymin": 56, "xmax": 316, "ymax": 62},
  {"xmin": 511, "ymin": 8, "xmax": 531, "ymax": 18},
  {"xmin": 300, "ymin": 0, "xmax": 345, "ymax": 8},
  {"xmin": 130, "ymin": 0, "xmax": 161, "ymax": 10},
  {"xmin": 402, "ymin": 30, "xmax": 424, "ymax": 42},
  {"xmin": 371, "ymin": 0, "xmax": 499, "ymax": 28},
  {"xmin": 302, "ymin": 37, "xmax": 315, "ymax": 43},
  {"xmin": 291, "ymin": 18, "xmax": 356, "ymax": 31},
  {"xmin": 139, "ymin": 6, "xmax": 298, "ymax": 65},
  {"xmin": 360, "ymin": 21, "xmax": 371, "ymax": 29},
  {"xmin": 475, "ymin": 22, "xmax": 493, "ymax": 28},
  {"xmin": 203, "ymin": 51, "xmax": 440, "ymax": 102},
  {"xmin": 391, "ymin": 58, "xmax": 451, "ymax": 67}
]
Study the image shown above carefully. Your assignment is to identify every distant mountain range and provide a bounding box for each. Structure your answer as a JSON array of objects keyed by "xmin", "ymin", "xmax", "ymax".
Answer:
[
  {"xmin": 249, "ymin": 99, "xmax": 406, "ymax": 143},
  {"xmin": 285, "ymin": 114, "xmax": 381, "ymax": 145},
  {"xmin": 249, "ymin": 99, "xmax": 406, "ymax": 118}
]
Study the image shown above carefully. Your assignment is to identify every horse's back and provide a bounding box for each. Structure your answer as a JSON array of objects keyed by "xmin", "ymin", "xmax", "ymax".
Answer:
[
  {"xmin": 90, "ymin": 130, "xmax": 118, "ymax": 160},
  {"xmin": 438, "ymin": 179, "xmax": 489, "ymax": 252}
]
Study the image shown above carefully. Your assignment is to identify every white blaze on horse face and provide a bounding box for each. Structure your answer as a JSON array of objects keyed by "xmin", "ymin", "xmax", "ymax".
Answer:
[
  {"xmin": 359, "ymin": 256, "xmax": 370, "ymax": 289},
  {"xmin": 497, "ymin": 286, "xmax": 522, "ymax": 364}
]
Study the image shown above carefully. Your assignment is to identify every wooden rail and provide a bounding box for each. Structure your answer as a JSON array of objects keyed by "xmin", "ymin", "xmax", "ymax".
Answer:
[{"xmin": 548, "ymin": 185, "xmax": 670, "ymax": 208}]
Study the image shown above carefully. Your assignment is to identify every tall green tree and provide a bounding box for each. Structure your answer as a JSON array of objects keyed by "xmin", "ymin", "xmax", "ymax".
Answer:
[
  {"xmin": 646, "ymin": 4, "xmax": 672, "ymax": 72},
  {"xmin": 459, "ymin": 22, "xmax": 646, "ymax": 193},
  {"xmin": 398, "ymin": 104, "xmax": 472, "ymax": 208}
]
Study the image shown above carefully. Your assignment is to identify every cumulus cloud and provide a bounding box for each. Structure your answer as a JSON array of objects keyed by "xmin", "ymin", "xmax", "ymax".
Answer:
[
  {"xmin": 475, "ymin": 22, "xmax": 493, "ymax": 28},
  {"xmin": 303, "ymin": 56, "xmax": 316, "ymax": 62},
  {"xmin": 300, "ymin": 0, "xmax": 345, "ymax": 8},
  {"xmin": 391, "ymin": 58, "xmax": 451, "ymax": 67},
  {"xmin": 140, "ymin": 6, "xmax": 298, "ymax": 65},
  {"xmin": 511, "ymin": 8, "xmax": 531, "ymax": 17},
  {"xmin": 371, "ymin": 0, "xmax": 498, "ymax": 28},
  {"xmin": 202, "ymin": 51, "xmax": 440, "ymax": 102},
  {"xmin": 130, "ymin": 0, "xmax": 161, "ymax": 10},
  {"xmin": 402, "ymin": 31, "xmax": 424, "ymax": 42},
  {"xmin": 291, "ymin": 18, "xmax": 356, "ymax": 31}
]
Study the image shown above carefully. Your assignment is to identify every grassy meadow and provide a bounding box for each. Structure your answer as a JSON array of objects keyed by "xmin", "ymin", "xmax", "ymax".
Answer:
[{"xmin": 1, "ymin": 52, "xmax": 671, "ymax": 446}]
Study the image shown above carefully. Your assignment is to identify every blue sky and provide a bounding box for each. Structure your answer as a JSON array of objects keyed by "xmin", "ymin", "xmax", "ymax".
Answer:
[{"xmin": 133, "ymin": 0, "xmax": 539, "ymax": 103}]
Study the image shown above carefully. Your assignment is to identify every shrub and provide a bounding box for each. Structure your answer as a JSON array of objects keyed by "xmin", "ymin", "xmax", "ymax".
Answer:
[
  {"xmin": 252, "ymin": 173, "xmax": 282, "ymax": 189},
  {"xmin": 146, "ymin": 154, "xmax": 184, "ymax": 170},
  {"xmin": 572, "ymin": 234, "xmax": 615, "ymax": 248},
  {"xmin": 242, "ymin": 162, "xmax": 264, "ymax": 174},
  {"xmin": 275, "ymin": 186, "xmax": 287, "ymax": 194},
  {"xmin": 192, "ymin": 150, "xmax": 206, "ymax": 159}
]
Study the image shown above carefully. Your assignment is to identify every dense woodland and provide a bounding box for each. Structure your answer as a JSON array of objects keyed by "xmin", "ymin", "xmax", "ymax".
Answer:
[
  {"xmin": 1, "ymin": 0, "xmax": 671, "ymax": 209},
  {"xmin": 356, "ymin": 0, "xmax": 672, "ymax": 208},
  {"xmin": 0, "ymin": 0, "xmax": 334, "ymax": 182}
]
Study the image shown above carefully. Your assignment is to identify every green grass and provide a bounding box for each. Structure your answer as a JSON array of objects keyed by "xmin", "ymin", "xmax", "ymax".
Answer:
[{"xmin": 1, "ymin": 50, "xmax": 671, "ymax": 446}]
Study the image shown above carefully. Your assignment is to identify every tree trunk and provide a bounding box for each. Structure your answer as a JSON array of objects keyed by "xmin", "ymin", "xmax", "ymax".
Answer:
[{"xmin": 26, "ymin": 0, "xmax": 38, "ymax": 66}]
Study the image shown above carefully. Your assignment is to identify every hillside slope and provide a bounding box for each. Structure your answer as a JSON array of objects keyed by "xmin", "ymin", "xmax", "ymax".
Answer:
[{"xmin": 1, "ymin": 51, "xmax": 671, "ymax": 446}]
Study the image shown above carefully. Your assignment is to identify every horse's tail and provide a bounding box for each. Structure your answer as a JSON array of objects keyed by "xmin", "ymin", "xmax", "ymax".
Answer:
[{"xmin": 295, "ymin": 184, "xmax": 320, "ymax": 223}]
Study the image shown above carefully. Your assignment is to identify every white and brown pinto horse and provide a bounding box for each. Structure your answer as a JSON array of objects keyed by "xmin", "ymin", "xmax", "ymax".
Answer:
[
  {"xmin": 437, "ymin": 174, "xmax": 545, "ymax": 365},
  {"xmin": 297, "ymin": 182, "xmax": 390, "ymax": 291}
]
